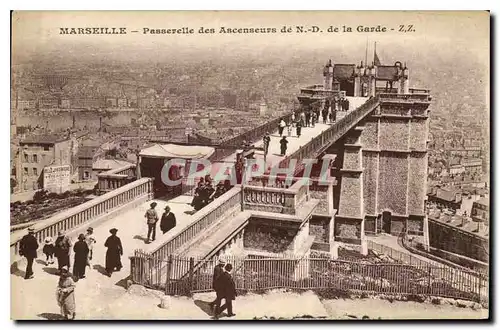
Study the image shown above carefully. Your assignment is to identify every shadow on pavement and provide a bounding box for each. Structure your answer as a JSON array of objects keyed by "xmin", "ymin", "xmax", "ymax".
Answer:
[
  {"xmin": 10, "ymin": 262, "xmax": 25, "ymax": 278},
  {"xmin": 93, "ymin": 264, "xmax": 109, "ymax": 277},
  {"xmin": 42, "ymin": 267, "xmax": 59, "ymax": 276},
  {"xmin": 194, "ymin": 299, "xmax": 214, "ymax": 316},
  {"xmin": 115, "ymin": 275, "xmax": 131, "ymax": 289},
  {"xmin": 37, "ymin": 312, "xmax": 65, "ymax": 320},
  {"xmin": 133, "ymin": 235, "xmax": 148, "ymax": 243}
]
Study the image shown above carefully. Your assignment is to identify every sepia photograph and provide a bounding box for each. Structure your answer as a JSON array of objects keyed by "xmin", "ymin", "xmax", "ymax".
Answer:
[{"xmin": 9, "ymin": 10, "xmax": 490, "ymax": 320}]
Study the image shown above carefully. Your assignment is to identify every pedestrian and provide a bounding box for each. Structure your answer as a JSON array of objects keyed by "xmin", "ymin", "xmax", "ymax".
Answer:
[
  {"xmin": 330, "ymin": 108, "xmax": 337, "ymax": 123},
  {"xmin": 144, "ymin": 202, "xmax": 159, "ymax": 243},
  {"xmin": 322, "ymin": 107, "xmax": 328, "ymax": 124},
  {"xmin": 160, "ymin": 205, "xmax": 176, "ymax": 234},
  {"xmin": 19, "ymin": 227, "xmax": 39, "ymax": 279},
  {"xmin": 43, "ymin": 236, "xmax": 55, "ymax": 265},
  {"xmin": 72, "ymin": 234, "xmax": 89, "ymax": 280},
  {"xmin": 311, "ymin": 112, "xmax": 317, "ymax": 127},
  {"xmin": 280, "ymin": 136, "xmax": 288, "ymax": 156},
  {"xmin": 204, "ymin": 180, "xmax": 215, "ymax": 205},
  {"xmin": 209, "ymin": 256, "xmax": 226, "ymax": 313},
  {"xmin": 84, "ymin": 227, "xmax": 96, "ymax": 266},
  {"xmin": 56, "ymin": 266, "xmax": 76, "ymax": 320},
  {"xmin": 191, "ymin": 179, "xmax": 205, "ymax": 211},
  {"xmin": 54, "ymin": 230, "xmax": 72, "ymax": 273},
  {"xmin": 344, "ymin": 98, "xmax": 350, "ymax": 111},
  {"xmin": 104, "ymin": 228, "xmax": 123, "ymax": 277},
  {"xmin": 295, "ymin": 119, "xmax": 302, "ymax": 137},
  {"xmin": 305, "ymin": 111, "xmax": 311, "ymax": 127},
  {"xmin": 287, "ymin": 121, "xmax": 293, "ymax": 137},
  {"xmin": 215, "ymin": 263, "xmax": 237, "ymax": 318},
  {"xmin": 300, "ymin": 112, "xmax": 306, "ymax": 127},
  {"xmin": 263, "ymin": 133, "xmax": 271, "ymax": 158},
  {"xmin": 291, "ymin": 112, "xmax": 296, "ymax": 126},
  {"xmin": 278, "ymin": 119, "xmax": 286, "ymax": 136}
]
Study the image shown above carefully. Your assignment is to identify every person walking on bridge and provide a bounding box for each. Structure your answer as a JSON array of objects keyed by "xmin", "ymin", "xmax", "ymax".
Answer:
[
  {"xmin": 84, "ymin": 227, "xmax": 96, "ymax": 267},
  {"xmin": 263, "ymin": 133, "xmax": 271, "ymax": 160},
  {"xmin": 280, "ymin": 136, "xmax": 288, "ymax": 156},
  {"xmin": 104, "ymin": 228, "xmax": 123, "ymax": 277},
  {"xmin": 160, "ymin": 205, "xmax": 176, "ymax": 234},
  {"xmin": 144, "ymin": 202, "xmax": 159, "ymax": 243},
  {"xmin": 73, "ymin": 234, "xmax": 89, "ymax": 280},
  {"xmin": 56, "ymin": 266, "xmax": 76, "ymax": 320},
  {"xmin": 19, "ymin": 227, "xmax": 39, "ymax": 280},
  {"xmin": 209, "ymin": 256, "xmax": 226, "ymax": 314},
  {"xmin": 278, "ymin": 119, "xmax": 286, "ymax": 137},
  {"xmin": 295, "ymin": 119, "xmax": 302, "ymax": 137},
  {"xmin": 54, "ymin": 230, "xmax": 72, "ymax": 274}
]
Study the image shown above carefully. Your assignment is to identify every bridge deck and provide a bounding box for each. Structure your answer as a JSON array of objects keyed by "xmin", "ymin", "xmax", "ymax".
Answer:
[{"xmin": 208, "ymin": 97, "xmax": 368, "ymax": 176}]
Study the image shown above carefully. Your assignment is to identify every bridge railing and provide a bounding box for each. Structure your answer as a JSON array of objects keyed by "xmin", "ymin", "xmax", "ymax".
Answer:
[
  {"xmin": 243, "ymin": 175, "xmax": 310, "ymax": 215},
  {"xmin": 130, "ymin": 187, "xmax": 242, "ymax": 287},
  {"xmin": 379, "ymin": 93, "xmax": 431, "ymax": 102},
  {"xmin": 150, "ymin": 187, "xmax": 241, "ymax": 261},
  {"xmin": 97, "ymin": 163, "xmax": 137, "ymax": 192},
  {"xmin": 11, "ymin": 177, "xmax": 154, "ymax": 259},
  {"xmin": 218, "ymin": 112, "xmax": 294, "ymax": 150}
]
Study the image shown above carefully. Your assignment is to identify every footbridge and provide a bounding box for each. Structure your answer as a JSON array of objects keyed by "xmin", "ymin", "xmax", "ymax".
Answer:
[{"xmin": 11, "ymin": 89, "xmax": 441, "ymax": 318}]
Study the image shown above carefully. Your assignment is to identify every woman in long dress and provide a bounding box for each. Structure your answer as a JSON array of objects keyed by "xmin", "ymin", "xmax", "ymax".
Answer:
[
  {"xmin": 73, "ymin": 234, "xmax": 89, "ymax": 279},
  {"xmin": 56, "ymin": 266, "xmax": 76, "ymax": 320},
  {"xmin": 104, "ymin": 228, "xmax": 123, "ymax": 276}
]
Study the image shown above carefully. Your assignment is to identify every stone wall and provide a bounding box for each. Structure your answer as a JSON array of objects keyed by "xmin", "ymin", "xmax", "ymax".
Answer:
[
  {"xmin": 362, "ymin": 151, "xmax": 378, "ymax": 215},
  {"xmin": 408, "ymin": 153, "xmax": 427, "ymax": 216},
  {"xmin": 378, "ymin": 153, "xmax": 408, "ymax": 215},
  {"xmin": 243, "ymin": 223, "xmax": 296, "ymax": 254},
  {"xmin": 310, "ymin": 216, "xmax": 329, "ymax": 243},
  {"xmin": 380, "ymin": 119, "xmax": 409, "ymax": 150},
  {"xmin": 428, "ymin": 219, "xmax": 488, "ymax": 263}
]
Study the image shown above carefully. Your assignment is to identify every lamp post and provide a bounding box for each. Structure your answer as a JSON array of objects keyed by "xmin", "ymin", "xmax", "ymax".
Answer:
[{"xmin": 240, "ymin": 157, "xmax": 248, "ymax": 211}]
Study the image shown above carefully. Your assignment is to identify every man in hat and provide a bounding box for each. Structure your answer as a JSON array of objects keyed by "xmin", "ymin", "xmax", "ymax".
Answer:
[
  {"xmin": 160, "ymin": 205, "xmax": 176, "ymax": 234},
  {"xmin": 144, "ymin": 202, "xmax": 159, "ymax": 243},
  {"xmin": 215, "ymin": 263, "xmax": 237, "ymax": 318},
  {"xmin": 104, "ymin": 228, "xmax": 123, "ymax": 276},
  {"xmin": 280, "ymin": 136, "xmax": 288, "ymax": 156},
  {"xmin": 209, "ymin": 256, "xmax": 226, "ymax": 312},
  {"xmin": 19, "ymin": 227, "xmax": 39, "ymax": 279}
]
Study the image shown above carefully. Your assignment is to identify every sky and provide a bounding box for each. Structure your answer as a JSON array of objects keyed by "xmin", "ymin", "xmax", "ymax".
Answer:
[{"xmin": 11, "ymin": 11, "xmax": 489, "ymax": 65}]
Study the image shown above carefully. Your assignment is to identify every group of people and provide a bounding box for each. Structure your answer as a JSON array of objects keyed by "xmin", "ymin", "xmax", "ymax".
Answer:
[
  {"xmin": 18, "ymin": 225, "xmax": 124, "ymax": 320},
  {"xmin": 191, "ymin": 175, "xmax": 231, "ymax": 211},
  {"xmin": 208, "ymin": 257, "xmax": 237, "ymax": 319},
  {"xmin": 144, "ymin": 202, "xmax": 177, "ymax": 243},
  {"xmin": 263, "ymin": 131, "xmax": 290, "ymax": 157}
]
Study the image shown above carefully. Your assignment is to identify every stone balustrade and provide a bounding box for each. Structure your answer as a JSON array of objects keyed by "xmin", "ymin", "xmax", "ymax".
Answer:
[
  {"xmin": 11, "ymin": 177, "xmax": 154, "ymax": 259},
  {"xmin": 147, "ymin": 187, "xmax": 242, "ymax": 262},
  {"xmin": 97, "ymin": 164, "xmax": 137, "ymax": 192},
  {"xmin": 379, "ymin": 92, "xmax": 431, "ymax": 103}
]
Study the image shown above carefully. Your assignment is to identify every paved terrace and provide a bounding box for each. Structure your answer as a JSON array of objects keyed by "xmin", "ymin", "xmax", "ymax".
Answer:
[{"xmin": 11, "ymin": 193, "xmax": 201, "ymax": 319}]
